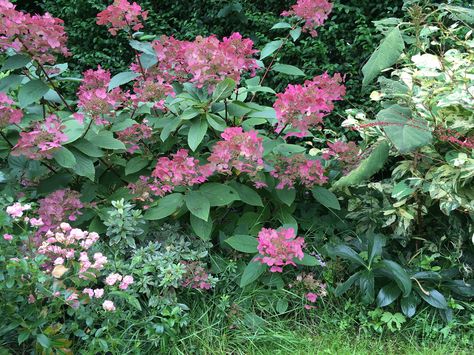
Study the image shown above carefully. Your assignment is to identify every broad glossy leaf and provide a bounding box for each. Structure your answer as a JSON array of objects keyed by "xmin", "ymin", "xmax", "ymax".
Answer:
[
  {"xmin": 125, "ymin": 156, "xmax": 149, "ymax": 175},
  {"xmin": 63, "ymin": 119, "xmax": 85, "ymax": 144},
  {"xmin": 378, "ymin": 260, "xmax": 412, "ymax": 297},
  {"xmin": 240, "ymin": 259, "xmax": 266, "ymax": 287},
  {"xmin": 225, "ymin": 235, "xmax": 258, "ymax": 253},
  {"xmin": 108, "ymin": 71, "xmax": 140, "ymax": 90},
  {"xmin": 144, "ymin": 193, "xmax": 184, "ymax": 220},
  {"xmin": 359, "ymin": 270, "xmax": 375, "ymax": 303},
  {"xmin": 376, "ymin": 105, "xmax": 432, "ymax": 153},
  {"xmin": 276, "ymin": 188, "xmax": 296, "ymax": 206},
  {"xmin": 326, "ymin": 244, "xmax": 366, "ymax": 267},
  {"xmin": 367, "ymin": 233, "xmax": 385, "ymax": 266},
  {"xmin": 188, "ymin": 118, "xmax": 207, "ymax": 151},
  {"xmin": 212, "ymin": 78, "xmax": 236, "ymax": 101},
  {"xmin": 53, "ymin": 147, "xmax": 76, "ymax": 169},
  {"xmin": 401, "ymin": 293, "xmax": 418, "ymax": 318},
  {"xmin": 294, "ymin": 253, "xmax": 318, "ymax": 266},
  {"xmin": 333, "ymin": 141, "xmax": 389, "ymax": 189},
  {"xmin": 418, "ymin": 288, "xmax": 448, "ymax": 309},
  {"xmin": 335, "ymin": 272, "xmax": 361, "ymax": 296},
  {"xmin": 272, "ymin": 64, "xmax": 305, "ymax": 76},
  {"xmin": 88, "ymin": 132, "xmax": 126, "ymax": 150},
  {"xmin": 362, "ymin": 27, "xmax": 405, "ymax": 85},
  {"xmin": 199, "ymin": 183, "xmax": 240, "ymax": 207},
  {"xmin": 1, "ymin": 54, "xmax": 30, "ymax": 71},
  {"xmin": 71, "ymin": 149, "xmax": 95, "ymax": 181},
  {"xmin": 260, "ymin": 40, "xmax": 283, "ymax": 60},
  {"xmin": 18, "ymin": 79, "xmax": 49, "ymax": 108},
  {"xmin": 376, "ymin": 282, "xmax": 401, "ymax": 307},
  {"xmin": 185, "ymin": 190, "xmax": 210, "ymax": 221},
  {"xmin": 312, "ymin": 186, "xmax": 340, "ymax": 210},
  {"xmin": 190, "ymin": 214, "xmax": 213, "ymax": 241},
  {"xmin": 229, "ymin": 182, "xmax": 263, "ymax": 207}
]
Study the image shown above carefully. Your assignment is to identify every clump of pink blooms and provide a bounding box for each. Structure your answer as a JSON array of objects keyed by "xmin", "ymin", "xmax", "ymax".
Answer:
[
  {"xmin": 38, "ymin": 189, "xmax": 84, "ymax": 233},
  {"xmin": 0, "ymin": 0, "xmax": 70, "ymax": 64},
  {"xmin": 0, "ymin": 92, "xmax": 23, "ymax": 127},
  {"xmin": 102, "ymin": 299, "xmax": 116, "ymax": 311},
  {"xmin": 6, "ymin": 202, "xmax": 31, "ymax": 219},
  {"xmin": 149, "ymin": 149, "xmax": 213, "ymax": 196},
  {"xmin": 105, "ymin": 273, "xmax": 134, "ymax": 290},
  {"xmin": 323, "ymin": 141, "xmax": 361, "ymax": 174},
  {"xmin": 38, "ymin": 223, "xmax": 106, "ymax": 279},
  {"xmin": 76, "ymin": 66, "xmax": 125, "ymax": 122},
  {"xmin": 11, "ymin": 115, "xmax": 68, "ymax": 160},
  {"xmin": 116, "ymin": 122, "xmax": 153, "ymax": 153},
  {"xmin": 96, "ymin": 0, "xmax": 148, "ymax": 36},
  {"xmin": 207, "ymin": 127, "xmax": 264, "ymax": 177},
  {"xmin": 143, "ymin": 33, "xmax": 258, "ymax": 89},
  {"xmin": 282, "ymin": 0, "xmax": 333, "ymax": 37},
  {"xmin": 181, "ymin": 261, "xmax": 214, "ymax": 290},
  {"xmin": 288, "ymin": 272, "xmax": 327, "ymax": 310},
  {"xmin": 270, "ymin": 154, "xmax": 327, "ymax": 189},
  {"xmin": 129, "ymin": 77, "xmax": 174, "ymax": 110},
  {"xmin": 274, "ymin": 73, "xmax": 345, "ymax": 138},
  {"xmin": 82, "ymin": 288, "xmax": 104, "ymax": 299},
  {"xmin": 256, "ymin": 227, "xmax": 305, "ymax": 272}
]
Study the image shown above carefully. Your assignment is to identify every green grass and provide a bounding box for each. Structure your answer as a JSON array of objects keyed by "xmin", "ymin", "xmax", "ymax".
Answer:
[{"xmin": 168, "ymin": 295, "xmax": 473, "ymax": 355}]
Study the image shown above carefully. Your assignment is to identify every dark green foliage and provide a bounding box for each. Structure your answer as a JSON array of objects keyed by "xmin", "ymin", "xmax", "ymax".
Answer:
[{"xmin": 15, "ymin": 0, "xmax": 403, "ymax": 109}]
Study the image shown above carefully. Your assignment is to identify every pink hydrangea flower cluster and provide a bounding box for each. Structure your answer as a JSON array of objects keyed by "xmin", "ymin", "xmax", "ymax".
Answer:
[
  {"xmin": 129, "ymin": 77, "xmax": 174, "ymax": 110},
  {"xmin": 116, "ymin": 122, "xmax": 153, "ymax": 153},
  {"xmin": 149, "ymin": 149, "xmax": 213, "ymax": 196},
  {"xmin": 76, "ymin": 66, "xmax": 125, "ymax": 122},
  {"xmin": 0, "ymin": 92, "xmax": 23, "ymax": 127},
  {"xmin": 0, "ymin": 0, "xmax": 70, "ymax": 64},
  {"xmin": 181, "ymin": 261, "xmax": 214, "ymax": 290},
  {"xmin": 274, "ymin": 73, "xmax": 345, "ymax": 138},
  {"xmin": 207, "ymin": 127, "xmax": 264, "ymax": 177},
  {"xmin": 38, "ymin": 223, "xmax": 106, "ymax": 279},
  {"xmin": 270, "ymin": 154, "xmax": 327, "ymax": 189},
  {"xmin": 96, "ymin": 0, "xmax": 148, "ymax": 36},
  {"xmin": 38, "ymin": 189, "xmax": 84, "ymax": 233},
  {"xmin": 82, "ymin": 287, "xmax": 104, "ymax": 299},
  {"xmin": 144, "ymin": 33, "xmax": 258, "ymax": 88},
  {"xmin": 6, "ymin": 202, "xmax": 31, "ymax": 219},
  {"xmin": 323, "ymin": 141, "xmax": 361, "ymax": 174},
  {"xmin": 105, "ymin": 273, "xmax": 134, "ymax": 290},
  {"xmin": 281, "ymin": 0, "xmax": 333, "ymax": 37},
  {"xmin": 102, "ymin": 299, "xmax": 116, "ymax": 311},
  {"xmin": 256, "ymin": 227, "xmax": 305, "ymax": 272},
  {"xmin": 11, "ymin": 115, "xmax": 67, "ymax": 160}
]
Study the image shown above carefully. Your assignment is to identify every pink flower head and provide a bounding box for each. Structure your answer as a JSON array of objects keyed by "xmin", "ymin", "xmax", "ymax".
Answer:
[
  {"xmin": 3, "ymin": 233, "xmax": 13, "ymax": 241},
  {"xmin": 207, "ymin": 127, "xmax": 264, "ymax": 178},
  {"xmin": 149, "ymin": 149, "xmax": 211, "ymax": 196},
  {"xmin": 105, "ymin": 273, "xmax": 123, "ymax": 286},
  {"xmin": 82, "ymin": 288, "xmax": 94, "ymax": 298},
  {"xmin": 144, "ymin": 33, "xmax": 258, "ymax": 88},
  {"xmin": 181, "ymin": 261, "xmax": 213, "ymax": 290},
  {"xmin": 116, "ymin": 123, "xmax": 153, "ymax": 154},
  {"xmin": 102, "ymin": 300, "xmax": 116, "ymax": 311},
  {"xmin": 77, "ymin": 66, "xmax": 125, "ymax": 122},
  {"xmin": 96, "ymin": 0, "xmax": 148, "ymax": 36},
  {"xmin": 256, "ymin": 227, "xmax": 305, "ymax": 272},
  {"xmin": 270, "ymin": 154, "xmax": 327, "ymax": 189},
  {"xmin": 0, "ymin": 1, "xmax": 70, "ymax": 64},
  {"xmin": 94, "ymin": 288, "xmax": 104, "ymax": 298},
  {"xmin": 6, "ymin": 202, "xmax": 30, "ymax": 218},
  {"xmin": 119, "ymin": 275, "xmax": 134, "ymax": 290},
  {"xmin": 282, "ymin": 0, "xmax": 333, "ymax": 37},
  {"xmin": 306, "ymin": 292, "xmax": 318, "ymax": 303},
  {"xmin": 0, "ymin": 92, "xmax": 23, "ymax": 127},
  {"xmin": 323, "ymin": 141, "xmax": 361, "ymax": 174},
  {"xmin": 29, "ymin": 218, "xmax": 44, "ymax": 227},
  {"xmin": 130, "ymin": 77, "xmax": 174, "ymax": 110},
  {"xmin": 274, "ymin": 73, "xmax": 345, "ymax": 138},
  {"xmin": 38, "ymin": 189, "xmax": 84, "ymax": 233},
  {"xmin": 11, "ymin": 115, "xmax": 68, "ymax": 160}
]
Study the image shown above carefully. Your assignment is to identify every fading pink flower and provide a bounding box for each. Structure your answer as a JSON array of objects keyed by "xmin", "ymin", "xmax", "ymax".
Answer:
[
  {"xmin": 270, "ymin": 154, "xmax": 327, "ymax": 189},
  {"xmin": 306, "ymin": 292, "xmax": 318, "ymax": 303},
  {"xmin": 3, "ymin": 233, "xmax": 13, "ymax": 241},
  {"xmin": 0, "ymin": 92, "xmax": 23, "ymax": 127}
]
